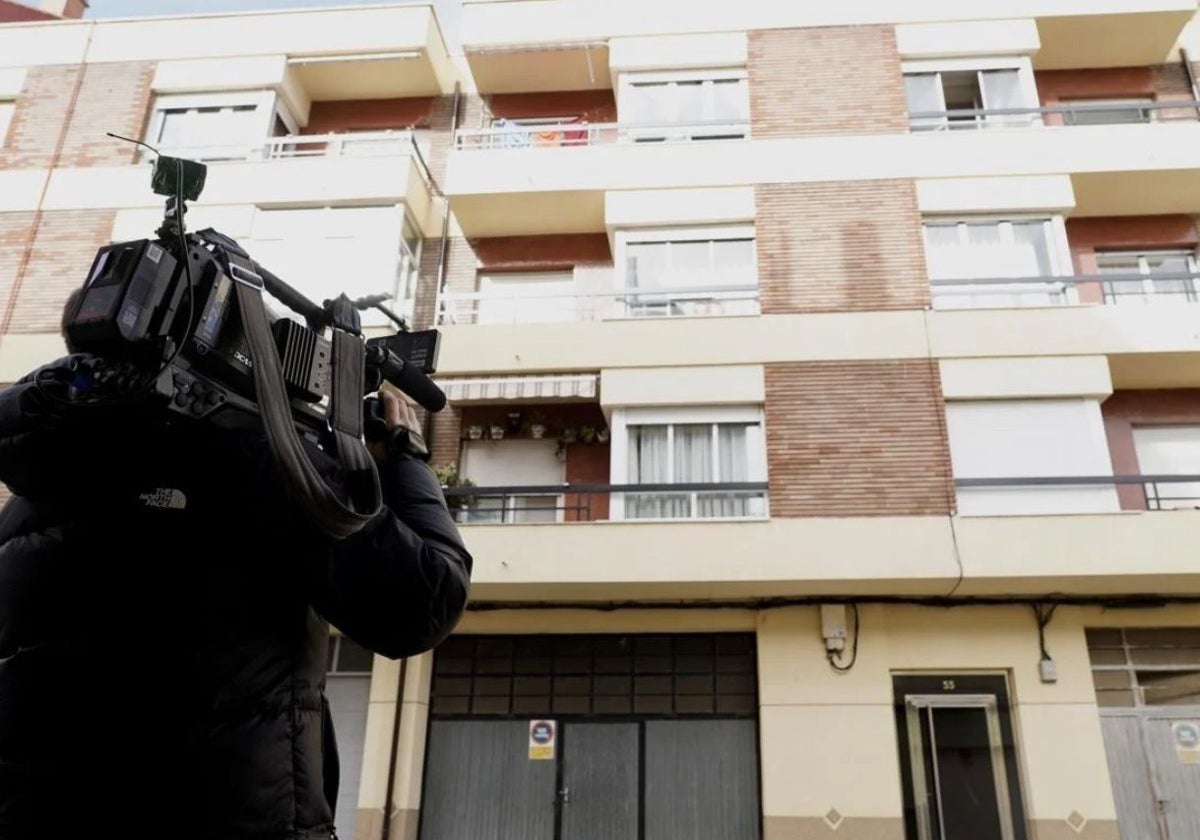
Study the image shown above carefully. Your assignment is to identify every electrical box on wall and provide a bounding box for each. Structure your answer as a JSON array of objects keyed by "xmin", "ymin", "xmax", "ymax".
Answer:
[{"xmin": 820, "ymin": 605, "xmax": 847, "ymax": 653}]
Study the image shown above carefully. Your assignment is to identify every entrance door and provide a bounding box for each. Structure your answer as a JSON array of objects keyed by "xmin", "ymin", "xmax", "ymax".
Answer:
[
  {"xmin": 1103, "ymin": 711, "xmax": 1200, "ymax": 840},
  {"xmin": 560, "ymin": 723, "xmax": 639, "ymax": 840},
  {"xmin": 894, "ymin": 675, "xmax": 1029, "ymax": 840}
]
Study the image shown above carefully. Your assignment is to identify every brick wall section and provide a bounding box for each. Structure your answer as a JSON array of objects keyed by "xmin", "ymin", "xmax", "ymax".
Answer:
[
  {"xmin": 7, "ymin": 210, "xmax": 115, "ymax": 334},
  {"xmin": 0, "ymin": 212, "xmax": 37, "ymax": 334},
  {"xmin": 1, "ymin": 62, "xmax": 153, "ymax": 168},
  {"xmin": 59, "ymin": 62, "xmax": 155, "ymax": 166},
  {"xmin": 765, "ymin": 361, "xmax": 954, "ymax": 516},
  {"xmin": 1102, "ymin": 390, "xmax": 1200, "ymax": 510},
  {"xmin": 749, "ymin": 26, "xmax": 908, "ymax": 138},
  {"xmin": 756, "ymin": 181, "xmax": 930, "ymax": 313},
  {"xmin": 1, "ymin": 65, "xmax": 80, "ymax": 168},
  {"xmin": 428, "ymin": 407, "xmax": 462, "ymax": 470}
]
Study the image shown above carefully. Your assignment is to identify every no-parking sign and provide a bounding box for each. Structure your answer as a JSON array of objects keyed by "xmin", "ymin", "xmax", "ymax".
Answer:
[{"xmin": 529, "ymin": 719, "xmax": 556, "ymax": 760}]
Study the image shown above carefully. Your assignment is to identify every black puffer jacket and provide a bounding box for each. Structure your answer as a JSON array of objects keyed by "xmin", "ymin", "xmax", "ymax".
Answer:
[{"xmin": 0, "ymin": 359, "xmax": 472, "ymax": 839}]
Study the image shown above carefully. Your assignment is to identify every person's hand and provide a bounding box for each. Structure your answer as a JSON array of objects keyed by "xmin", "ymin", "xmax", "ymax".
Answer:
[
  {"xmin": 377, "ymin": 387, "xmax": 421, "ymax": 433},
  {"xmin": 368, "ymin": 387, "xmax": 424, "ymax": 464}
]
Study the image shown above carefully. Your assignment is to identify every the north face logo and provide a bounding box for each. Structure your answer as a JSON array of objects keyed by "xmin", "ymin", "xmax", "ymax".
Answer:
[{"xmin": 138, "ymin": 488, "xmax": 187, "ymax": 510}]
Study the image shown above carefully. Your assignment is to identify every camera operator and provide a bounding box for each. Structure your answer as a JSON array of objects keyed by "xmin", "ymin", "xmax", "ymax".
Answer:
[{"xmin": 0, "ymin": 292, "xmax": 473, "ymax": 839}]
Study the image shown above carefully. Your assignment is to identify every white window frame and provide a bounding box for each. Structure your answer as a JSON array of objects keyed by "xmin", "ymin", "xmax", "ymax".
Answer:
[
  {"xmin": 617, "ymin": 68, "xmax": 750, "ymax": 140},
  {"xmin": 143, "ymin": 90, "xmax": 297, "ymax": 160},
  {"xmin": 610, "ymin": 405, "xmax": 768, "ymax": 521},
  {"xmin": 902, "ymin": 57, "xmax": 1041, "ymax": 131},
  {"xmin": 923, "ymin": 214, "xmax": 1074, "ymax": 308},
  {"xmin": 615, "ymin": 224, "xmax": 759, "ymax": 318}
]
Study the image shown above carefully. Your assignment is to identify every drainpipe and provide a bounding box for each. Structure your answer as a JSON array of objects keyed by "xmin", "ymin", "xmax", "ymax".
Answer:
[{"xmin": 380, "ymin": 657, "xmax": 409, "ymax": 840}]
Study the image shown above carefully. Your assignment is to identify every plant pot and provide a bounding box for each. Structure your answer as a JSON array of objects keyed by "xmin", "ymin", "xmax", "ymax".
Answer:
[
  {"xmin": 596, "ymin": 427, "xmax": 610, "ymax": 443},
  {"xmin": 560, "ymin": 428, "xmax": 577, "ymax": 444},
  {"xmin": 467, "ymin": 425, "xmax": 484, "ymax": 440},
  {"xmin": 530, "ymin": 424, "xmax": 547, "ymax": 439},
  {"xmin": 489, "ymin": 425, "xmax": 505, "ymax": 440}
]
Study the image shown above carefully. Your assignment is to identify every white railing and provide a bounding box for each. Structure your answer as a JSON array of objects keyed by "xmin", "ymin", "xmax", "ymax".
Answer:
[
  {"xmin": 153, "ymin": 129, "xmax": 419, "ymax": 164},
  {"xmin": 438, "ymin": 283, "xmax": 761, "ymax": 325},
  {"xmin": 454, "ymin": 121, "xmax": 750, "ymax": 150},
  {"xmin": 929, "ymin": 271, "xmax": 1200, "ymax": 309}
]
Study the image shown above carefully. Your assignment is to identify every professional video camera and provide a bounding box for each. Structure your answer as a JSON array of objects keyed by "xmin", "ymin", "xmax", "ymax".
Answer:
[{"xmin": 54, "ymin": 153, "xmax": 447, "ymax": 538}]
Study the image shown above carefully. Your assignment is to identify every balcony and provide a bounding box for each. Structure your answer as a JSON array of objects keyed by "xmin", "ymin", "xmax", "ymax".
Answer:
[
  {"xmin": 908, "ymin": 98, "xmax": 1200, "ymax": 133},
  {"xmin": 455, "ymin": 506, "xmax": 1200, "ymax": 602},
  {"xmin": 438, "ymin": 279, "xmax": 760, "ymax": 325},
  {"xmin": 456, "ymin": 120, "xmax": 750, "ymax": 150},
  {"xmin": 459, "ymin": 2, "xmax": 1195, "ymax": 94},
  {"xmin": 930, "ymin": 270, "xmax": 1200, "ymax": 309},
  {"xmin": 956, "ymin": 474, "xmax": 1200, "ymax": 513},
  {"xmin": 447, "ymin": 482, "xmax": 770, "ymax": 525},
  {"xmin": 38, "ymin": 130, "xmax": 438, "ymax": 231}
]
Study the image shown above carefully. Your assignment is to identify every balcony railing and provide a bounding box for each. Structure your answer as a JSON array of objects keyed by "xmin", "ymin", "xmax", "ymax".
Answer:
[
  {"xmin": 442, "ymin": 481, "xmax": 771, "ymax": 524},
  {"xmin": 930, "ymin": 271, "xmax": 1200, "ymax": 308},
  {"xmin": 454, "ymin": 120, "xmax": 751, "ymax": 150},
  {"xmin": 956, "ymin": 474, "xmax": 1200, "ymax": 511},
  {"xmin": 909, "ymin": 99, "xmax": 1200, "ymax": 131},
  {"xmin": 150, "ymin": 130, "xmax": 431, "ymax": 181},
  {"xmin": 438, "ymin": 282, "xmax": 761, "ymax": 325}
]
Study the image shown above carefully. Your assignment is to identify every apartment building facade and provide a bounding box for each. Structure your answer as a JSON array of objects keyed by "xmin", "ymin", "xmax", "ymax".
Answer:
[{"xmin": 2, "ymin": 1, "xmax": 1200, "ymax": 839}]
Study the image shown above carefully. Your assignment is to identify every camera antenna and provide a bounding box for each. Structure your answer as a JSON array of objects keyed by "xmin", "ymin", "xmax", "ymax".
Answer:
[{"xmin": 107, "ymin": 131, "xmax": 160, "ymax": 157}]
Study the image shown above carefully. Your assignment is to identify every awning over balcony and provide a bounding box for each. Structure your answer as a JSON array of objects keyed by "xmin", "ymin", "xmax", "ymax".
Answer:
[{"xmin": 438, "ymin": 374, "xmax": 599, "ymax": 403}]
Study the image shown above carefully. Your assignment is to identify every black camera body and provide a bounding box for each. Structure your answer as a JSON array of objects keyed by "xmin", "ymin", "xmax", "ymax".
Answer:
[{"xmin": 63, "ymin": 155, "xmax": 444, "ymax": 439}]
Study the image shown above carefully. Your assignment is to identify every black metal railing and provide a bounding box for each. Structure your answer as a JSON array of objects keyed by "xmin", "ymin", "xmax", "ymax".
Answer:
[
  {"xmin": 929, "ymin": 271, "xmax": 1200, "ymax": 305},
  {"xmin": 908, "ymin": 98, "xmax": 1200, "ymax": 129},
  {"xmin": 956, "ymin": 474, "xmax": 1200, "ymax": 510},
  {"xmin": 441, "ymin": 481, "xmax": 771, "ymax": 524}
]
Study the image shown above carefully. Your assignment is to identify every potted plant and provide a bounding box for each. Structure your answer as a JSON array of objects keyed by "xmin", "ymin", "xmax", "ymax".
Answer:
[
  {"xmin": 433, "ymin": 464, "xmax": 477, "ymax": 513},
  {"xmin": 528, "ymin": 411, "xmax": 548, "ymax": 439},
  {"xmin": 580, "ymin": 425, "xmax": 597, "ymax": 444},
  {"xmin": 596, "ymin": 425, "xmax": 610, "ymax": 443},
  {"xmin": 466, "ymin": 424, "xmax": 483, "ymax": 440},
  {"xmin": 489, "ymin": 424, "xmax": 505, "ymax": 440}
]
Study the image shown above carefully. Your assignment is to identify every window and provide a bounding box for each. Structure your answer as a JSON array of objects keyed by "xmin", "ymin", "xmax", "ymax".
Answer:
[
  {"xmin": 474, "ymin": 271, "xmax": 578, "ymax": 324},
  {"xmin": 1087, "ymin": 628, "xmax": 1200, "ymax": 707},
  {"xmin": 459, "ymin": 439, "xmax": 565, "ymax": 524},
  {"xmin": 144, "ymin": 91, "xmax": 295, "ymax": 161},
  {"xmin": 1096, "ymin": 249, "xmax": 1199, "ymax": 303},
  {"xmin": 1061, "ymin": 98, "xmax": 1154, "ymax": 126},
  {"xmin": 619, "ymin": 226, "xmax": 758, "ymax": 318},
  {"xmin": 946, "ymin": 400, "xmax": 1119, "ymax": 515},
  {"xmin": 620, "ymin": 70, "xmax": 749, "ymax": 141},
  {"xmin": 612, "ymin": 406, "xmax": 766, "ymax": 520},
  {"xmin": 923, "ymin": 218, "xmax": 1072, "ymax": 309},
  {"xmin": 0, "ymin": 100, "xmax": 14, "ymax": 146},
  {"xmin": 242, "ymin": 205, "xmax": 414, "ymax": 328},
  {"xmin": 1131, "ymin": 425, "xmax": 1200, "ymax": 510},
  {"xmin": 904, "ymin": 59, "xmax": 1038, "ymax": 132}
]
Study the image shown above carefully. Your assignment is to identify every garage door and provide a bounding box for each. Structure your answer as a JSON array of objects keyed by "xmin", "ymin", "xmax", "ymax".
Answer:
[{"xmin": 328, "ymin": 636, "xmax": 375, "ymax": 840}]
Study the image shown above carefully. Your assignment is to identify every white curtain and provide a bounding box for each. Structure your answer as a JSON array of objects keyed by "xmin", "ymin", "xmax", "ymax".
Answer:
[
  {"xmin": 699, "ymin": 424, "xmax": 752, "ymax": 517},
  {"xmin": 627, "ymin": 425, "xmax": 686, "ymax": 519}
]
